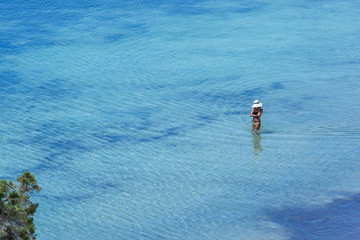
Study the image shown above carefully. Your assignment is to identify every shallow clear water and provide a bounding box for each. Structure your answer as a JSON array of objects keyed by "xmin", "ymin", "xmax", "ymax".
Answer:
[{"xmin": 1, "ymin": 1, "xmax": 360, "ymax": 239}]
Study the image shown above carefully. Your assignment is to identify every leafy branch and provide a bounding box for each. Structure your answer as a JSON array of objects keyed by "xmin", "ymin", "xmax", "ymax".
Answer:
[{"xmin": 0, "ymin": 172, "xmax": 41, "ymax": 240}]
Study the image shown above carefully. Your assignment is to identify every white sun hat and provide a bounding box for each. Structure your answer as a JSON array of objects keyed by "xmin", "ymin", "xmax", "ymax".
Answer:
[{"xmin": 252, "ymin": 100, "xmax": 262, "ymax": 108}]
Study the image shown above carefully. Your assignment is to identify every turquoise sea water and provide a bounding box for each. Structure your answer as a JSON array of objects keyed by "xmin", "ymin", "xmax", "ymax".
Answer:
[{"xmin": 1, "ymin": 1, "xmax": 360, "ymax": 239}]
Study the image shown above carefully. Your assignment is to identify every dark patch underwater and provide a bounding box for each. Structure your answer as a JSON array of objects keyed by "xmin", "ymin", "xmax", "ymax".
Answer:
[{"xmin": 265, "ymin": 193, "xmax": 360, "ymax": 240}]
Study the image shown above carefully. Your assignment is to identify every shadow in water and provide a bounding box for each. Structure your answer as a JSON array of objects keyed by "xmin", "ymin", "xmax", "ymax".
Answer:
[
  {"xmin": 265, "ymin": 192, "xmax": 360, "ymax": 240},
  {"xmin": 252, "ymin": 131, "xmax": 263, "ymax": 155}
]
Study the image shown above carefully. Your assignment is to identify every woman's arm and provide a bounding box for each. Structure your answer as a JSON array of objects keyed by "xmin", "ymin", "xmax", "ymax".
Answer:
[{"xmin": 250, "ymin": 108, "xmax": 256, "ymax": 117}]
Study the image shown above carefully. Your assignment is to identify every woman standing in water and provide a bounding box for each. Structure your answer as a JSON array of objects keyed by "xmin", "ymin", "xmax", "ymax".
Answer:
[{"xmin": 250, "ymin": 100, "xmax": 263, "ymax": 130}]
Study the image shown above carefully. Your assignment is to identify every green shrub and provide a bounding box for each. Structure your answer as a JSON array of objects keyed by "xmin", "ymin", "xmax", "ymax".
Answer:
[{"xmin": 0, "ymin": 172, "xmax": 41, "ymax": 240}]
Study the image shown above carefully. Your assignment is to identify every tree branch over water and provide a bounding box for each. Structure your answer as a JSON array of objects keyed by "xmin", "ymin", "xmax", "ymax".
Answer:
[{"xmin": 0, "ymin": 172, "xmax": 41, "ymax": 240}]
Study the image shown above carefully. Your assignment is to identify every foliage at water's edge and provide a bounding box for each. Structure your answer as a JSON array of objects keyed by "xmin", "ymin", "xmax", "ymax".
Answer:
[{"xmin": 0, "ymin": 172, "xmax": 41, "ymax": 240}]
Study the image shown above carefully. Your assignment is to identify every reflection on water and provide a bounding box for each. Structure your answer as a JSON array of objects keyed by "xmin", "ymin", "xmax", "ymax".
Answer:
[{"xmin": 252, "ymin": 131, "xmax": 263, "ymax": 155}]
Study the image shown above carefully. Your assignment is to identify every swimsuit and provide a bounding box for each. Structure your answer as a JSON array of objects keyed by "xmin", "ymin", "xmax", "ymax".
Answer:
[
  {"xmin": 253, "ymin": 111, "xmax": 261, "ymax": 126},
  {"xmin": 252, "ymin": 111, "xmax": 260, "ymax": 124},
  {"xmin": 252, "ymin": 110, "xmax": 261, "ymax": 125}
]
